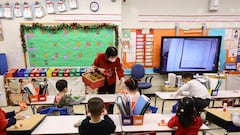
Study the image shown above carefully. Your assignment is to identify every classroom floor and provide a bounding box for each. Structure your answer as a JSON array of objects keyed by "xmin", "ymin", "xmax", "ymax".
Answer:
[{"xmin": 2, "ymin": 95, "xmax": 240, "ymax": 135}]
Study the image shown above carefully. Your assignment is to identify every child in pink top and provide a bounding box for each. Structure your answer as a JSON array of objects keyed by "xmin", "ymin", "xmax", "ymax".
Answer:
[{"xmin": 124, "ymin": 78, "xmax": 140, "ymax": 107}]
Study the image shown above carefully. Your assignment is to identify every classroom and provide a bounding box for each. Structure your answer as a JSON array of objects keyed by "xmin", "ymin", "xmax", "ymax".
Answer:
[{"xmin": 0, "ymin": 0, "xmax": 240, "ymax": 135}]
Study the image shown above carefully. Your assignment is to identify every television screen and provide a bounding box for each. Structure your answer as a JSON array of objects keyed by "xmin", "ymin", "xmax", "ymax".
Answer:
[{"xmin": 160, "ymin": 36, "xmax": 222, "ymax": 74}]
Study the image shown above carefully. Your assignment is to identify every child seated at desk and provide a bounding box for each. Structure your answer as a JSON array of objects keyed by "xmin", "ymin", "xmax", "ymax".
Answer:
[
  {"xmin": 75, "ymin": 97, "xmax": 116, "ymax": 135},
  {"xmin": 55, "ymin": 79, "xmax": 85, "ymax": 115},
  {"xmin": 172, "ymin": 72, "xmax": 211, "ymax": 112},
  {"xmin": 168, "ymin": 97, "xmax": 202, "ymax": 135},
  {"xmin": 124, "ymin": 77, "xmax": 140, "ymax": 106},
  {"xmin": 0, "ymin": 107, "xmax": 26, "ymax": 135}
]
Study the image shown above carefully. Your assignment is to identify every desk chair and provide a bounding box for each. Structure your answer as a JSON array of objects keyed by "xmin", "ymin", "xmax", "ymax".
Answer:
[{"xmin": 131, "ymin": 64, "xmax": 153, "ymax": 94}]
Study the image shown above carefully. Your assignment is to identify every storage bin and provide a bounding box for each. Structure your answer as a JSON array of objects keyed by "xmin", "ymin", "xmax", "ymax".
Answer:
[
  {"xmin": 211, "ymin": 89, "xmax": 219, "ymax": 96},
  {"xmin": 64, "ymin": 68, "xmax": 70, "ymax": 77},
  {"xmin": 58, "ymin": 68, "xmax": 65, "ymax": 77},
  {"xmin": 75, "ymin": 67, "xmax": 81, "ymax": 76},
  {"xmin": 17, "ymin": 68, "xmax": 26, "ymax": 77},
  {"xmin": 121, "ymin": 115, "xmax": 144, "ymax": 126},
  {"xmin": 46, "ymin": 68, "xmax": 55, "ymax": 77},
  {"xmin": 7, "ymin": 68, "xmax": 18, "ymax": 77},
  {"xmin": 52, "ymin": 68, "xmax": 59, "ymax": 77},
  {"xmin": 30, "ymin": 68, "xmax": 39, "ymax": 77},
  {"xmin": 24, "ymin": 68, "xmax": 32, "ymax": 77},
  {"xmin": 29, "ymin": 94, "xmax": 47, "ymax": 102},
  {"xmin": 40, "ymin": 68, "xmax": 48, "ymax": 77},
  {"xmin": 82, "ymin": 72, "xmax": 105, "ymax": 89},
  {"xmin": 69, "ymin": 68, "xmax": 76, "ymax": 76}
]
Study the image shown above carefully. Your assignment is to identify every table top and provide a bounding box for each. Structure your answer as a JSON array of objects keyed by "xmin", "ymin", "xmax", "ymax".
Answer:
[
  {"xmin": 212, "ymin": 90, "xmax": 240, "ymax": 99},
  {"xmin": 155, "ymin": 90, "xmax": 240, "ymax": 100},
  {"xmin": 31, "ymin": 114, "xmax": 121, "ymax": 134},
  {"xmin": 81, "ymin": 94, "xmax": 117, "ymax": 104},
  {"xmin": 7, "ymin": 114, "xmax": 46, "ymax": 132},
  {"xmin": 30, "ymin": 95, "xmax": 55, "ymax": 105},
  {"xmin": 205, "ymin": 107, "xmax": 240, "ymax": 121},
  {"xmin": 121, "ymin": 113, "xmax": 209, "ymax": 132}
]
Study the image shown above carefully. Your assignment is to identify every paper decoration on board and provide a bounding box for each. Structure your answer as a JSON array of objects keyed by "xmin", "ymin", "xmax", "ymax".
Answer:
[
  {"xmin": 57, "ymin": 0, "xmax": 67, "ymax": 12},
  {"xmin": 14, "ymin": 2, "xmax": 22, "ymax": 17},
  {"xmin": 34, "ymin": 1, "xmax": 45, "ymax": 18},
  {"xmin": 0, "ymin": 4, "xmax": 3, "ymax": 18},
  {"xmin": 122, "ymin": 29, "xmax": 130, "ymax": 38},
  {"xmin": 122, "ymin": 40, "xmax": 130, "ymax": 49},
  {"xmin": 23, "ymin": 2, "xmax": 33, "ymax": 19},
  {"xmin": 68, "ymin": 0, "xmax": 78, "ymax": 9},
  {"xmin": 46, "ymin": 0, "xmax": 55, "ymax": 14},
  {"xmin": 4, "ymin": 2, "xmax": 13, "ymax": 18}
]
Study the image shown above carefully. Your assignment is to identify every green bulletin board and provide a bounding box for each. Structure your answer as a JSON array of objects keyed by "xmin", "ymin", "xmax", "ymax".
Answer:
[{"xmin": 25, "ymin": 25, "xmax": 115, "ymax": 67}]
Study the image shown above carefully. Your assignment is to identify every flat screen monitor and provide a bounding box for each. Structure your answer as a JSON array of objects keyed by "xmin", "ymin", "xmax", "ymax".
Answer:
[{"xmin": 159, "ymin": 36, "xmax": 222, "ymax": 74}]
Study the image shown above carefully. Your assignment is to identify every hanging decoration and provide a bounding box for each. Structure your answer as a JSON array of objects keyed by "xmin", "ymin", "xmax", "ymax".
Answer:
[
  {"xmin": 14, "ymin": 2, "xmax": 22, "ymax": 17},
  {"xmin": 23, "ymin": 2, "xmax": 33, "ymax": 19},
  {"xmin": 20, "ymin": 23, "xmax": 119, "ymax": 52},
  {"xmin": 4, "ymin": 2, "xmax": 13, "ymax": 18},
  {"xmin": 57, "ymin": 0, "xmax": 67, "ymax": 12},
  {"xmin": 68, "ymin": 0, "xmax": 78, "ymax": 9},
  {"xmin": 34, "ymin": 1, "xmax": 45, "ymax": 18},
  {"xmin": 45, "ymin": 0, "xmax": 55, "ymax": 14}
]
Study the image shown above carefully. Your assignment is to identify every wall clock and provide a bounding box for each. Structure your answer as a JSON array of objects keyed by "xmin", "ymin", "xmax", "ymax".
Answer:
[{"xmin": 90, "ymin": 1, "xmax": 99, "ymax": 12}]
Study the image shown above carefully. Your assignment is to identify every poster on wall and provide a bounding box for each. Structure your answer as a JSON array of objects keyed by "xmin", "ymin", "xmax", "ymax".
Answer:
[
  {"xmin": 25, "ymin": 27, "xmax": 115, "ymax": 67},
  {"xmin": 0, "ymin": 21, "xmax": 3, "ymax": 41}
]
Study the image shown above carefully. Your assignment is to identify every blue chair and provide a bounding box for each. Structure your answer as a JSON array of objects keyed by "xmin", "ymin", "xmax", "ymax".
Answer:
[{"xmin": 131, "ymin": 64, "xmax": 153, "ymax": 94}]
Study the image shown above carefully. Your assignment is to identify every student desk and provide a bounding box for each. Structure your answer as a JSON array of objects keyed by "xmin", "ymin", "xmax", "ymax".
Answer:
[
  {"xmin": 30, "ymin": 95, "xmax": 55, "ymax": 114},
  {"xmin": 154, "ymin": 92, "xmax": 183, "ymax": 113},
  {"xmin": 205, "ymin": 108, "xmax": 240, "ymax": 133},
  {"xmin": 155, "ymin": 90, "xmax": 240, "ymax": 113},
  {"xmin": 81, "ymin": 94, "xmax": 117, "ymax": 104},
  {"xmin": 31, "ymin": 115, "xmax": 122, "ymax": 134},
  {"xmin": 121, "ymin": 113, "xmax": 209, "ymax": 134},
  {"xmin": 81, "ymin": 94, "xmax": 117, "ymax": 114},
  {"xmin": 210, "ymin": 90, "xmax": 240, "ymax": 107},
  {"xmin": 7, "ymin": 114, "xmax": 46, "ymax": 135}
]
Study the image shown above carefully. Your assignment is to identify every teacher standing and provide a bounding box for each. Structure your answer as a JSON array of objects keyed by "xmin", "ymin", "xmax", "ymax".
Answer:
[{"xmin": 92, "ymin": 46, "xmax": 125, "ymax": 114}]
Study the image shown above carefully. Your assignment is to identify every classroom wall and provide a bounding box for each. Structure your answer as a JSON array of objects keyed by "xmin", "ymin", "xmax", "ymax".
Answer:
[
  {"xmin": 122, "ymin": 0, "xmax": 240, "ymax": 28},
  {"xmin": 0, "ymin": 0, "xmax": 240, "ymax": 69},
  {"xmin": 0, "ymin": 0, "xmax": 121, "ymax": 69}
]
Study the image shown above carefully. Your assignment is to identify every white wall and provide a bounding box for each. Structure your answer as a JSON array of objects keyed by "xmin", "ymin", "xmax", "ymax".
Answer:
[
  {"xmin": 122, "ymin": 0, "xmax": 240, "ymax": 28},
  {"xmin": 0, "ymin": 0, "xmax": 121, "ymax": 69},
  {"xmin": 1, "ymin": 0, "xmax": 240, "ymax": 69}
]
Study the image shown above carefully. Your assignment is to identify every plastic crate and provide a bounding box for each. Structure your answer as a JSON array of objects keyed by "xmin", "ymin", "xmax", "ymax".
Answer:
[
  {"xmin": 47, "ymin": 68, "xmax": 55, "ymax": 77},
  {"xmin": 24, "ymin": 68, "xmax": 32, "ymax": 77},
  {"xmin": 82, "ymin": 72, "xmax": 105, "ymax": 89},
  {"xmin": 17, "ymin": 68, "xmax": 26, "ymax": 77},
  {"xmin": 40, "ymin": 68, "xmax": 48, "ymax": 77},
  {"xmin": 7, "ymin": 68, "xmax": 18, "ymax": 77},
  {"xmin": 121, "ymin": 115, "xmax": 144, "ymax": 126}
]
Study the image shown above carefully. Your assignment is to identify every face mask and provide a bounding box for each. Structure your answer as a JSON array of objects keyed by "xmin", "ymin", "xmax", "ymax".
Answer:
[{"xmin": 108, "ymin": 57, "xmax": 117, "ymax": 62}]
